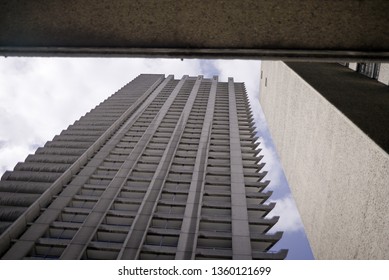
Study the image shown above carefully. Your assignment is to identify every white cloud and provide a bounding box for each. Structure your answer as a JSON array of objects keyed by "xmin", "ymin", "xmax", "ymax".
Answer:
[
  {"xmin": 0, "ymin": 142, "xmax": 35, "ymax": 176},
  {"xmin": 257, "ymin": 138, "xmax": 284, "ymax": 187},
  {"xmin": 268, "ymin": 195, "xmax": 305, "ymax": 233},
  {"xmin": 253, "ymin": 104, "xmax": 285, "ymax": 188}
]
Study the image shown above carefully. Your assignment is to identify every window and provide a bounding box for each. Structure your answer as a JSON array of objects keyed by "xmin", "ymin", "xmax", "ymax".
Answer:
[{"xmin": 357, "ymin": 62, "xmax": 380, "ymax": 79}]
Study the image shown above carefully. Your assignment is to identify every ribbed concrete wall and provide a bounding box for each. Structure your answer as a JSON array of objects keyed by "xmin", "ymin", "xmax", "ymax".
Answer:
[
  {"xmin": 0, "ymin": 74, "xmax": 164, "ymax": 235},
  {"xmin": 260, "ymin": 61, "xmax": 389, "ymax": 259}
]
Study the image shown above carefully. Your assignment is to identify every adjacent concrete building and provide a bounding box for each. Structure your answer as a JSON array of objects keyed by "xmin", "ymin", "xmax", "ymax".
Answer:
[
  {"xmin": 346, "ymin": 62, "xmax": 389, "ymax": 86},
  {"xmin": 0, "ymin": 74, "xmax": 286, "ymax": 260},
  {"xmin": 260, "ymin": 61, "xmax": 389, "ymax": 259}
]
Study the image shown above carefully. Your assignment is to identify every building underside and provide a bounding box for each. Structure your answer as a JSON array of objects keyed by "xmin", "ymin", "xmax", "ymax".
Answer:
[{"xmin": 0, "ymin": 0, "xmax": 388, "ymax": 61}]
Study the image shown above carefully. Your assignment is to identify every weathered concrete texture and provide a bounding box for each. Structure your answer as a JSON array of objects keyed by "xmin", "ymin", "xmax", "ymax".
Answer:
[
  {"xmin": 378, "ymin": 63, "xmax": 389, "ymax": 85},
  {"xmin": 348, "ymin": 63, "xmax": 358, "ymax": 71},
  {"xmin": 284, "ymin": 62, "xmax": 389, "ymax": 153},
  {"xmin": 0, "ymin": 0, "xmax": 388, "ymax": 60},
  {"xmin": 260, "ymin": 61, "xmax": 389, "ymax": 259}
]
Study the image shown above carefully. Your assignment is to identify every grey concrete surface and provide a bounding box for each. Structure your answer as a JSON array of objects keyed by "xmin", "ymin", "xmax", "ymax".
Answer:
[
  {"xmin": 378, "ymin": 63, "xmax": 389, "ymax": 85},
  {"xmin": 1, "ymin": 0, "xmax": 388, "ymax": 60},
  {"xmin": 348, "ymin": 63, "xmax": 357, "ymax": 71},
  {"xmin": 260, "ymin": 61, "xmax": 389, "ymax": 259},
  {"xmin": 285, "ymin": 62, "xmax": 389, "ymax": 153}
]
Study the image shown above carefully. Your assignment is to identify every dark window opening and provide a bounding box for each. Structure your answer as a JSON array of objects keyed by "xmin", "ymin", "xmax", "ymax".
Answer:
[{"xmin": 356, "ymin": 62, "xmax": 380, "ymax": 79}]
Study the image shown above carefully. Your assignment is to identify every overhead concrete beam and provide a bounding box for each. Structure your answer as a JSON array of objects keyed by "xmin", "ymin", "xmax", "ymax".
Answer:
[{"xmin": 1, "ymin": 0, "xmax": 388, "ymax": 61}]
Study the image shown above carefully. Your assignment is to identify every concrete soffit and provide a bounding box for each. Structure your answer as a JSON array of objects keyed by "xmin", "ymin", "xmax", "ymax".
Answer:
[{"xmin": 0, "ymin": 0, "xmax": 388, "ymax": 61}]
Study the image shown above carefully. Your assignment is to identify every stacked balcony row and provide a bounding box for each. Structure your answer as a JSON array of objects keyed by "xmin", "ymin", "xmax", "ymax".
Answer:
[
  {"xmin": 0, "ymin": 75, "xmax": 163, "ymax": 235},
  {"xmin": 139, "ymin": 79, "xmax": 211, "ymax": 260},
  {"xmin": 136, "ymin": 79, "xmax": 197, "ymax": 260},
  {"xmin": 234, "ymin": 82, "xmax": 285, "ymax": 260},
  {"xmin": 19, "ymin": 76, "xmax": 173, "ymax": 259},
  {"xmin": 84, "ymin": 79, "xmax": 195, "ymax": 259}
]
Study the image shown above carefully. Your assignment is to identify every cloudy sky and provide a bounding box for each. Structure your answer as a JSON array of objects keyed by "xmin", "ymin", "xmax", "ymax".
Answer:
[{"xmin": 0, "ymin": 57, "xmax": 313, "ymax": 259}]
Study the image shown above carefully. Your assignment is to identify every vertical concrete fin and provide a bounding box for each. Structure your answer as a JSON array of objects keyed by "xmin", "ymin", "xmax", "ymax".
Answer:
[
  {"xmin": 58, "ymin": 75, "xmax": 182, "ymax": 260},
  {"xmin": 175, "ymin": 77, "xmax": 218, "ymax": 259},
  {"xmin": 228, "ymin": 78, "xmax": 253, "ymax": 259},
  {"xmin": 117, "ymin": 76, "xmax": 202, "ymax": 259}
]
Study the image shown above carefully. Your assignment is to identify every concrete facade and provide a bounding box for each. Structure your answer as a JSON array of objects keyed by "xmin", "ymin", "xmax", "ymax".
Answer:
[
  {"xmin": 348, "ymin": 63, "xmax": 357, "ymax": 71},
  {"xmin": 346, "ymin": 62, "xmax": 388, "ymax": 85},
  {"xmin": 1, "ymin": 0, "xmax": 388, "ymax": 60},
  {"xmin": 378, "ymin": 63, "xmax": 389, "ymax": 85},
  {"xmin": 0, "ymin": 74, "xmax": 286, "ymax": 260},
  {"xmin": 260, "ymin": 61, "xmax": 389, "ymax": 259}
]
